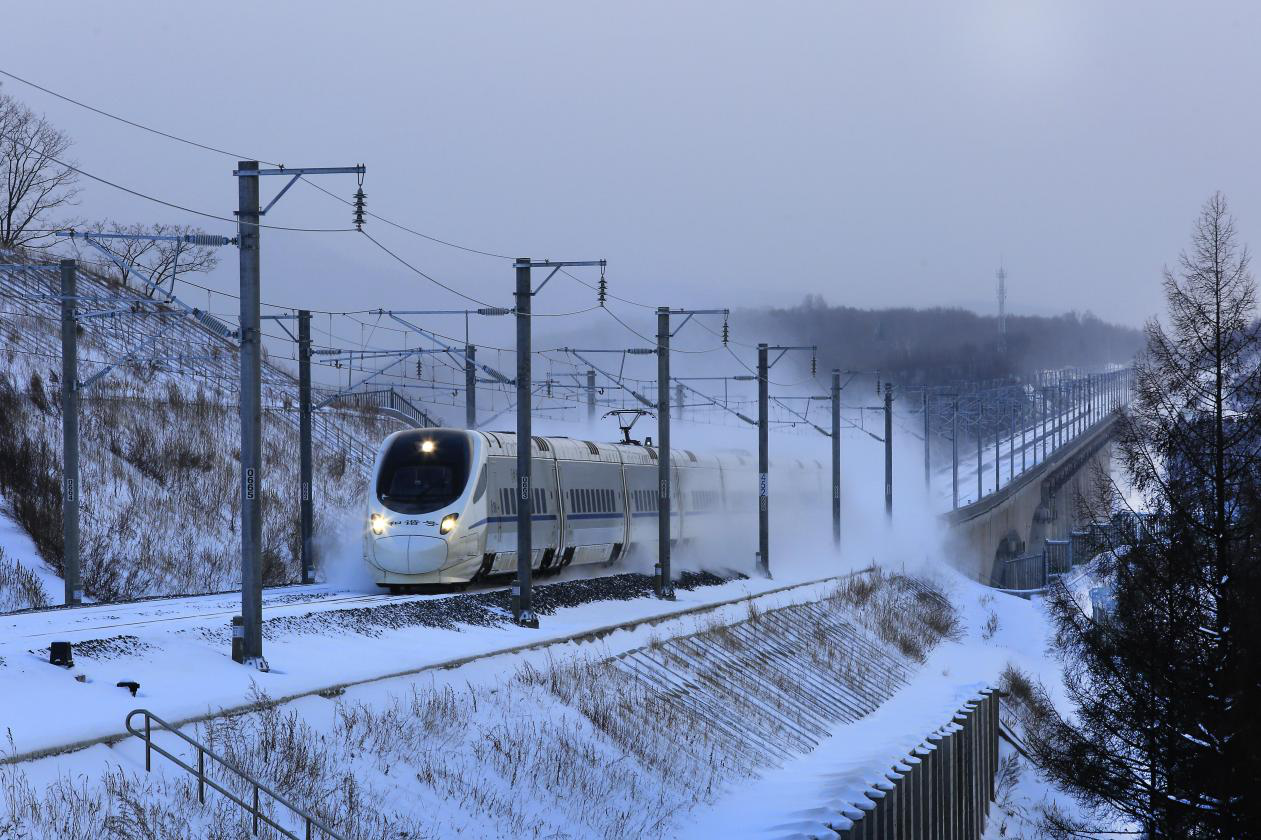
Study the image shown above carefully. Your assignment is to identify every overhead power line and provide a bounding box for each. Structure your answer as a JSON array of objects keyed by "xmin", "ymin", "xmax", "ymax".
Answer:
[{"xmin": 0, "ymin": 68, "xmax": 668, "ymax": 310}]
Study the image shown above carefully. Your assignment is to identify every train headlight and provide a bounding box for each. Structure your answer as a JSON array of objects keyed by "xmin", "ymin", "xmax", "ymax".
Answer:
[
  {"xmin": 370, "ymin": 513, "xmax": 388, "ymax": 536},
  {"xmin": 420, "ymin": 440, "xmax": 436, "ymax": 454},
  {"xmin": 440, "ymin": 513, "xmax": 459, "ymax": 534}
]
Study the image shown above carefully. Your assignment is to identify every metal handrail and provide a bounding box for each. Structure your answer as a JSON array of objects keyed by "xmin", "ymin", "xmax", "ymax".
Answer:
[{"xmin": 125, "ymin": 708, "xmax": 345, "ymax": 840}]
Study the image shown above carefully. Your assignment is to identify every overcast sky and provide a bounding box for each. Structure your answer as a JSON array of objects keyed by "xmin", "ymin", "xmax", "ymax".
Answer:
[{"xmin": 6, "ymin": 1, "xmax": 1261, "ymax": 334}]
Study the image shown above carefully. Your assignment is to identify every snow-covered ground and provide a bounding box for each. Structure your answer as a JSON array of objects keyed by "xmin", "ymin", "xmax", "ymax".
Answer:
[{"xmin": 0, "ymin": 557, "xmax": 1089, "ymax": 839}]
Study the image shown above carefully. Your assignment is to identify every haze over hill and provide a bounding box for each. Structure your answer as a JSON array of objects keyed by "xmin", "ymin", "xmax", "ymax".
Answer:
[{"xmin": 738, "ymin": 297, "xmax": 1142, "ymax": 384}]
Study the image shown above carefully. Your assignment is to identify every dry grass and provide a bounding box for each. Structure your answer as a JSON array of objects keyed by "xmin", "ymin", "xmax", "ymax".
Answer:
[
  {"xmin": 0, "ymin": 301, "xmax": 397, "ymax": 602},
  {"xmin": 0, "ymin": 547, "xmax": 48, "ymax": 612},
  {"xmin": 0, "ymin": 573, "xmax": 959, "ymax": 838},
  {"xmin": 829, "ymin": 569, "xmax": 963, "ymax": 662}
]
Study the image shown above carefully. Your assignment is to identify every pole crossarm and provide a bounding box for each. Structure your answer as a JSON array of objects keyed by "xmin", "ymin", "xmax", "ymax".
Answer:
[
  {"xmin": 313, "ymin": 349, "xmax": 421, "ymax": 410},
  {"xmin": 371, "ymin": 307, "xmax": 513, "ymax": 317},
  {"xmin": 233, "ymin": 165, "xmax": 366, "ymax": 177},
  {"xmin": 672, "ymin": 378, "xmax": 756, "ymax": 426},
  {"xmin": 55, "ymin": 230, "xmax": 235, "ymax": 246},
  {"xmin": 765, "ymin": 344, "xmax": 816, "ymax": 370},
  {"xmin": 566, "ymin": 349, "xmax": 655, "ymax": 408},
  {"xmin": 512, "ymin": 259, "xmax": 606, "ymax": 296},
  {"xmin": 382, "ymin": 313, "xmax": 515, "ymax": 384}
]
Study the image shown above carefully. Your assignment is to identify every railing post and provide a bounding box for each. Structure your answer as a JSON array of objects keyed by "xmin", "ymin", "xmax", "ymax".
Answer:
[
  {"xmin": 253, "ymin": 784, "xmax": 260, "ymax": 834},
  {"xmin": 198, "ymin": 747, "xmax": 205, "ymax": 803},
  {"xmin": 145, "ymin": 715, "xmax": 151, "ymax": 771}
]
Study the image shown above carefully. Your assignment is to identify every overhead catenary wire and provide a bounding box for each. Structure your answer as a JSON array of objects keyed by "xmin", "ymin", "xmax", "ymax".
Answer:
[
  {"xmin": 0, "ymin": 68, "xmax": 674, "ymax": 313},
  {"xmin": 0, "ymin": 128, "xmax": 355, "ymax": 234}
]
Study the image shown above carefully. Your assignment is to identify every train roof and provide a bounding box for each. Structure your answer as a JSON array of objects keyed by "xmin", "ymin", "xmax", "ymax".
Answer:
[{"xmin": 462, "ymin": 429, "xmax": 819, "ymax": 470}]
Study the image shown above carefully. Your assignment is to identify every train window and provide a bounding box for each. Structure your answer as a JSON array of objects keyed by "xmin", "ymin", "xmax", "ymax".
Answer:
[
  {"xmin": 377, "ymin": 430, "xmax": 471, "ymax": 515},
  {"xmin": 472, "ymin": 467, "xmax": 487, "ymax": 503}
]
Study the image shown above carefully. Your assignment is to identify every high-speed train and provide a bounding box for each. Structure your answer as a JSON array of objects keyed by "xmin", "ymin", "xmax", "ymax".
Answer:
[{"xmin": 364, "ymin": 428, "xmax": 824, "ymax": 590}]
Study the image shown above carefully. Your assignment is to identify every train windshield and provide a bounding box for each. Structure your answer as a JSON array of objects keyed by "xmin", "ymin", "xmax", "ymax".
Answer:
[{"xmin": 376, "ymin": 431, "xmax": 471, "ymax": 514}]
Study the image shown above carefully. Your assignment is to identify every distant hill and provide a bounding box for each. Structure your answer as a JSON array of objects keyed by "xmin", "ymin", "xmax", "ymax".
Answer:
[{"xmin": 739, "ymin": 297, "xmax": 1143, "ymax": 384}]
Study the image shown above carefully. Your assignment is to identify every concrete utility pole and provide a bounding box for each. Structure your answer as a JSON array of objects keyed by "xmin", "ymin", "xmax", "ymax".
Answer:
[
  {"xmin": 831, "ymin": 370, "xmax": 841, "ymax": 548},
  {"xmin": 655, "ymin": 307, "xmax": 674, "ymax": 599},
  {"xmin": 976, "ymin": 398, "xmax": 984, "ymax": 502},
  {"xmin": 297, "ymin": 309, "xmax": 314, "ymax": 585},
  {"xmin": 994, "ymin": 409, "xmax": 1001, "ymax": 492},
  {"xmin": 951, "ymin": 395, "xmax": 959, "ymax": 510},
  {"xmin": 511, "ymin": 257, "xmax": 604, "ymax": 627},
  {"xmin": 514, "ymin": 258, "xmax": 538, "ymax": 628},
  {"xmin": 758, "ymin": 343, "xmax": 770, "ymax": 576},
  {"xmin": 884, "ymin": 383, "xmax": 893, "ymax": 519},
  {"xmin": 1009, "ymin": 406, "xmax": 1015, "ymax": 483},
  {"xmin": 586, "ymin": 369, "xmax": 596, "ymax": 423},
  {"xmin": 232, "ymin": 160, "xmax": 363, "ymax": 666},
  {"xmin": 750, "ymin": 342, "xmax": 814, "ymax": 575},
  {"xmin": 922, "ymin": 390, "xmax": 930, "ymax": 492},
  {"xmin": 1021, "ymin": 395, "xmax": 1027, "ymax": 474},
  {"xmin": 654, "ymin": 306, "xmax": 726, "ymax": 595},
  {"xmin": 1040, "ymin": 387, "xmax": 1048, "ymax": 462},
  {"xmin": 465, "ymin": 344, "xmax": 477, "ymax": 428},
  {"xmin": 60, "ymin": 259, "xmax": 81, "ymax": 606},
  {"xmin": 236, "ymin": 161, "xmax": 264, "ymax": 666}
]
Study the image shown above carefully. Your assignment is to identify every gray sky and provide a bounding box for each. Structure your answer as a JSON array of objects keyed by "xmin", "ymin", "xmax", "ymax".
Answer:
[{"xmin": 6, "ymin": 1, "xmax": 1261, "ymax": 331}]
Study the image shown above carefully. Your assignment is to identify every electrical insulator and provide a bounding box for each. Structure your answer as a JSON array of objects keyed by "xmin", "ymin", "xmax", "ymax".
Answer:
[
  {"xmin": 811, "ymin": 355, "xmax": 817, "ymax": 376},
  {"xmin": 597, "ymin": 271, "xmax": 607, "ymax": 306},
  {"xmin": 721, "ymin": 320, "xmax": 729, "ymax": 346},
  {"xmin": 416, "ymin": 359, "xmax": 423, "ymax": 378},
  {"xmin": 184, "ymin": 233, "xmax": 233, "ymax": 247},
  {"xmin": 353, "ymin": 187, "xmax": 367, "ymax": 231}
]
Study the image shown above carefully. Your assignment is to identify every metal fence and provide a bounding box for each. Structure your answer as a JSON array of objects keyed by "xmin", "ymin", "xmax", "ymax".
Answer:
[
  {"xmin": 836, "ymin": 689, "xmax": 1000, "ymax": 838},
  {"xmin": 125, "ymin": 708, "xmax": 344, "ymax": 840},
  {"xmin": 1044, "ymin": 539, "xmax": 1071, "ymax": 576},
  {"xmin": 996, "ymin": 552, "xmax": 1047, "ymax": 591}
]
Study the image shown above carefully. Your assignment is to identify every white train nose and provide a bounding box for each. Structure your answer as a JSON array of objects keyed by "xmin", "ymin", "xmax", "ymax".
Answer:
[
  {"xmin": 407, "ymin": 536, "xmax": 448, "ymax": 573},
  {"xmin": 371, "ymin": 536, "xmax": 410, "ymax": 574},
  {"xmin": 371, "ymin": 535, "xmax": 450, "ymax": 574}
]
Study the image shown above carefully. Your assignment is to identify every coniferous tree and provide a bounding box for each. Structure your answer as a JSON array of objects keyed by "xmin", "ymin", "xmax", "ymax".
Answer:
[{"xmin": 1024, "ymin": 193, "xmax": 1261, "ymax": 837}]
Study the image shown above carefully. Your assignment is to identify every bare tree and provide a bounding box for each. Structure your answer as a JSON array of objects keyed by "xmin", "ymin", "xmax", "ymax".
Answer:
[
  {"xmin": 75, "ymin": 220, "xmax": 220, "ymax": 298},
  {"xmin": 0, "ymin": 88, "xmax": 80, "ymax": 250}
]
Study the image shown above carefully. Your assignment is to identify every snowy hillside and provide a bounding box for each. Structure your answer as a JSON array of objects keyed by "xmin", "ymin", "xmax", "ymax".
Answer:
[{"xmin": 0, "ymin": 252, "xmax": 399, "ymax": 605}]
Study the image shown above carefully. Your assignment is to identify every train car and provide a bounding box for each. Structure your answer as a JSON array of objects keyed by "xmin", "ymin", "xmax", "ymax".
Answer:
[{"xmin": 363, "ymin": 427, "xmax": 820, "ymax": 591}]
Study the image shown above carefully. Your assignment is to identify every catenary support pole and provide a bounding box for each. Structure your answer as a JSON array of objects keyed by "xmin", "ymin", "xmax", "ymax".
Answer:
[
  {"xmin": 758, "ymin": 343, "xmax": 770, "ymax": 576},
  {"xmin": 586, "ymin": 369, "xmax": 596, "ymax": 423},
  {"xmin": 60, "ymin": 259, "xmax": 81, "ymax": 606},
  {"xmin": 994, "ymin": 407, "xmax": 1001, "ymax": 491},
  {"xmin": 464, "ymin": 344, "xmax": 476, "ymax": 428},
  {"xmin": 922, "ymin": 389, "xmax": 930, "ymax": 492},
  {"xmin": 1041, "ymin": 387, "xmax": 1047, "ymax": 462},
  {"xmin": 976, "ymin": 399, "xmax": 983, "ymax": 502},
  {"xmin": 656, "ymin": 307, "xmax": 674, "ymax": 598},
  {"xmin": 885, "ymin": 383, "xmax": 893, "ymax": 519},
  {"xmin": 514, "ymin": 258, "xmax": 538, "ymax": 627},
  {"xmin": 1021, "ymin": 392, "xmax": 1027, "ymax": 474},
  {"xmin": 297, "ymin": 309, "xmax": 314, "ymax": 585},
  {"xmin": 952, "ymin": 396, "xmax": 959, "ymax": 510},
  {"xmin": 236, "ymin": 161, "xmax": 264, "ymax": 666},
  {"xmin": 1009, "ymin": 403, "xmax": 1015, "ymax": 483},
  {"xmin": 831, "ymin": 369, "xmax": 841, "ymax": 547}
]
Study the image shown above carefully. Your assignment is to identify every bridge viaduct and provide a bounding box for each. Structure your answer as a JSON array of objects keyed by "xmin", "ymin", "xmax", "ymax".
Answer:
[{"xmin": 942, "ymin": 413, "xmax": 1118, "ymax": 585}]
